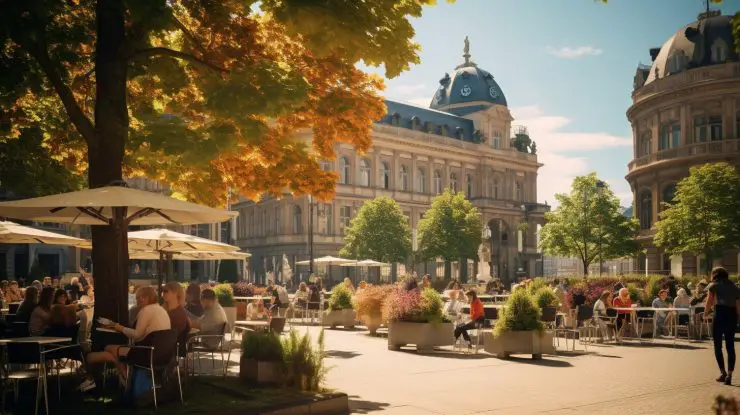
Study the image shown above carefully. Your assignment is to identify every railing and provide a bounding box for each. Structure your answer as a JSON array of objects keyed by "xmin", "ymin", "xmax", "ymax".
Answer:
[
  {"xmin": 628, "ymin": 138, "xmax": 740, "ymax": 172},
  {"xmin": 632, "ymin": 62, "xmax": 740, "ymax": 102}
]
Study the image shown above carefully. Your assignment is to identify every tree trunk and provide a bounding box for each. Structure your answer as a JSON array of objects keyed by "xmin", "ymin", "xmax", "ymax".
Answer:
[
  {"xmin": 459, "ymin": 256, "xmax": 468, "ymax": 283},
  {"xmin": 90, "ymin": 0, "xmax": 130, "ymax": 330},
  {"xmin": 582, "ymin": 259, "xmax": 590, "ymax": 279},
  {"xmin": 444, "ymin": 260, "xmax": 451, "ymax": 280},
  {"xmin": 705, "ymin": 252, "xmax": 713, "ymax": 276}
]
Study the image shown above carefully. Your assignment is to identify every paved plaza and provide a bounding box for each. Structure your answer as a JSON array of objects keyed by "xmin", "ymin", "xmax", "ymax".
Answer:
[{"xmin": 226, "ymin": 326, "xmax": 738, "ymax": 415}]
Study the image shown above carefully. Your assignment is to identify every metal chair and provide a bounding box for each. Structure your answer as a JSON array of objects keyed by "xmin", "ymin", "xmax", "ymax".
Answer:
[
  {"xmin": 635, "ymin": 309, "xmax": 656, "ymax": 342},
  {"xmin": 672, "ymin": 312, "xmax": 691, "ymax": 345},
  {"xmin": 122, "ymin": 329, "xmax": 183, "ymax": 409},
  {"xmin": 188, "ymin": 322, "xmax": 231, "ymax": 376},
  {"xmin": 540, "ymin": 306, "xmax": 557, "ymax": 330},
  {"xmin": 554, "ymin": 306, "xmax": 591, "ymax": 351}
]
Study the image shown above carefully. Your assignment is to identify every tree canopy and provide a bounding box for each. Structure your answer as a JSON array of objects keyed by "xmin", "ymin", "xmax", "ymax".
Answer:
[
  {"xmin": 539, "ymin": 173, "xmax": 641, "ymax": 275},
  {"xmin": 417, "ymin": 189, "xmax": 482, "ymax": 264},
  {"xmin": 654, "ymin": 162, "xmax": 740, "ymax": 270},
  {"xmin": 339, "ymin": 197, "xmax": 412, "ymax": 264}
]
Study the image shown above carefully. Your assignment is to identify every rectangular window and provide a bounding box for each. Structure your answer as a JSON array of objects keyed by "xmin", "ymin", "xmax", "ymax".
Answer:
[
  {"xmin": 492, "ymin": 131, "xmax": 501, "ymax": 149},
  {"xmin": 323, "ymin": 204, "xmax": 333, "ymax": 235},
  {"xmin": 659, "ymin": 125, "xmax": 670, "ymax": 150},
  {"xmin": 709, "ymin": 116, "xmax": 723, "ymax": 141},
  {"xmin": 694, "ymin": 116, "xmax": 707, "ymax": 142},
  {"xmin": 340, "ymin": 206, "xmax": 352, "ymax": 235},
  {"xmin": 671, "ymin": 124, "xmax": 681, "ymax": 148}
]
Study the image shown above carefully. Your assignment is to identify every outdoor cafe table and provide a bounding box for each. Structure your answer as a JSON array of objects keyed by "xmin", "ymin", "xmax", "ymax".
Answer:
[
  {"xmin": 612, "ymin": 307, "xmax": 692, "ymax": 340},
  {"xmin": 233, "ymin": 320, "xmax": 269, "ymax": 333},
  {"xmin": 459, "ymin": 304, "xmax": 504, "ymax": 314}
]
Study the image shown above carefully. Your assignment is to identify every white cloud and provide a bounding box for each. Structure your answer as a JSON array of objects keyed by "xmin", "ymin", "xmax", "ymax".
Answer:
[
  {"xmin": 390, "ymin": 83, "xmax": 427, "ymax": 96},
  {"xmin": 547, "ymin": 45, "xmax": 603, "ymax": 59},
  {"xmin": 406, "ymin": 97, "xmax": 431, "ymax": 107},
  {"xmin": 510, "ymin": 106, "xmax": 632, "ymax": 208}
]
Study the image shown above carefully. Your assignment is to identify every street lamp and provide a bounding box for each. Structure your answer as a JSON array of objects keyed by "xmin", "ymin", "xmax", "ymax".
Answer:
[
  {"xmin": 307, "ymin": 195, "xmax": 314, "ymax": 276},
  {"xmin": 482, "ymin": 224, "xmax": 492, "ymax": 278}
]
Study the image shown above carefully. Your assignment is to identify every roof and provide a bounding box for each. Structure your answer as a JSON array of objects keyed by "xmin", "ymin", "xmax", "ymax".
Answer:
[
  {"xmin": 377, "ymin": 100, "xmax": 478, "ymax": 142},
  {"xmin": 429, "ymin": 65, "xmax": 508, "ymax": 110}
]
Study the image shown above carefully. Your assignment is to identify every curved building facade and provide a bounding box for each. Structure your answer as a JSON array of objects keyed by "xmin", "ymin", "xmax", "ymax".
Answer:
[{"xmin": 626, "ymin": 10, "xmax": 740, "ymax": 275}]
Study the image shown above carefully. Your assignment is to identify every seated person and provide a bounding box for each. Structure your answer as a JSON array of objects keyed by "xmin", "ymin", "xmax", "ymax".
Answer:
[
  {"xmin": 29, "ymin": 287, "xmax": 55, "ymax": 336},
  {"xmin": 612, "ymin": 288, "xmax": 634, "ymax": 335},
  {"xmin": 185, "ymin": 283, "xmax": 204, "ymax": 318},
  {"xmin": 16, "ymin": 286, "xmax": 39, "ymax": 322},
  {"xmin": 592, "ymin": 290, "xmax": 614, "ymax": 341},
  {"xmin": 293, "ymin": 282, "xmax": 309, "ymax": 309},
  {"xmin": 77, "ymin": 286, "xmax": 170, "ymax": 392},
  {"xmin": 65, "ymin": 277, "xmax": 85, "ymax": 303},
  {"xmin": 443, "ymin": 289, "xmax": 464, "ymax": 322},
  {"xmin": 163, "ymin": 282, "xmax": 190, "ymax": 339},
  {"xmin": 453, "ymin": 290, "xmax": 485, "ymax": 348},
  {"xmin": 691, "ymin": 281, "xmax": 708, "ymax": 306},
  {"xmin": 246, "ymin": 298, "xmax": 269, "ymax": 321},
  {"xmin": 673, "ymin": 288, "xmax": 692, "ymax": 325},
  {"xmin": 191, "ymin": 289, "xmax": 229, "ymax": 349},
  {"xmin": 5, "ymin": 281, "xmax": 23, "ymax": 303},
  {"xmin": 651, "ymin": 289, "xmax": 673, "ymax": 335}
]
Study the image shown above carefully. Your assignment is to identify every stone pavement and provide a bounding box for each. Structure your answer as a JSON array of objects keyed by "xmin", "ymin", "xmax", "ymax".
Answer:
[{"xmin": 308, "ymin": 327, "xmax": 738, "ymax": 415}]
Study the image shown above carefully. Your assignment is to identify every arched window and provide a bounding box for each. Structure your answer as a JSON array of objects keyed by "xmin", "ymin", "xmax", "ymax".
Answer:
[
  {"xmin": 400, "ymin": 165, "xmax": 409, "ymax": 191},
  {"xmin": 293, "ymin": 205, "xmax": 302, "ymax": 234},
  {"xmin": 639, "ymin": 191, "xmax": 652, "ymax": 230},
  {"xmin": 359, "ymin": 159, "xmax": 370, "ymax": 187},
  {"xmin": 711, "ymin": 38, "xmax": 728, "ymax": 63},
  {"xmin": 416, "ymin": 168, "xmax": 426, "ymax": 193},
  {"xmin": 411, "ymin": 116, "xmax": 420, "ymax": 131},
  {"xmin": 466, "ymin": 174, "xmax": 473, "ymax": 198},
  {"xmin": 434, "ymin": 170, "xmax": 443, "ymax": 194},
  {"xmin": 339, "ymin": 156, "xmax": 350, "ymax": 184},
  {"xmin": 515, "ymin": 182, "xmax": 523, "ymax": 201},
  {"xmin": 450, "ymin": 173, "xmax": 458, "ymax": 192},
  {"xmin": 391, "ymin": 112, "xmax": 401, "ymax": 126},
  {"xmin": 380, "ymin": 162, "xmax": 390, "ymax": 189},
  {"xmin": 667, "ymin": 52, "xmax": 685, "ymax": 74},
  {"xmin": 662, "ymin": 183, "xmax": 676, "ymax": 205}
]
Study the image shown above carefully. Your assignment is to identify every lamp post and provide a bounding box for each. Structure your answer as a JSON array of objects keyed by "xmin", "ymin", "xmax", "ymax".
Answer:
[
  {"xmin": 483, "ymin": 224, "xmax": 492, "ymax": 278},
  {"xmin": 595, "ymin": 180, "xmax": 605, "ymax": 277},
  {"xmin": 307, "ymin": 195, "xmax": 314, "ymax": 276}
]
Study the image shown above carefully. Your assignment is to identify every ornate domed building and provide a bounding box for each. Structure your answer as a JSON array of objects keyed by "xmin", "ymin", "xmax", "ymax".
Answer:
[
  {"xmin": 234, "ymin": 38, "xmax": 549, "ymax": 285},
  {"xmin": 626, "ymin": 9, "xmax": 740, "ymax": 275}
]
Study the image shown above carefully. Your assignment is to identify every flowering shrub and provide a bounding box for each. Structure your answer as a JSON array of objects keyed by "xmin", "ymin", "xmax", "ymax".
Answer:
[
  {"xmin": 382, "ymin": 287, "xmax": 446, "ymax": 323},
  {"xmin": 565, "ymin": 280, "xmax": 613, "ymax": 309},
  {"xmin": 233, "ymin": 281, "xmax": 255, "ymax": 297},
  {"xmin": 354, "ymin": 284, "xmax": 393, "ymax": 319}
]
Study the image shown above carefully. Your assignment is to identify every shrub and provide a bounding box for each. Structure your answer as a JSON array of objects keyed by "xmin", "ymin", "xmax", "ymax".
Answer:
[
  {"xmin": 645, "ymin": 275, "xmax": 665, "ymax": 302},
  {"xmin": 526, "ymin": 278, "xmax": 549, "ymax": 295},
  {"xmin": 232, "ymin": 281, "xmax": 255, "ymax": 297},
  {"xmin": 213, "ymin": 283, "xmax": 235, "ymax": 307},
  {"xmin": 382, "ymin": 287, "xmax": 447, "ymax": 323},
  {"xmin": 354, "ymin": 284, "xmax": 393, "ymax": 318},
  {"xmin": 281, "ymin": 329, "xmax": 328, "ymax": 391},
  {"xmin": 533, "ymin": 287, "xmax": 557, "ymax": 309},
  {"xmin": 327, "ymin": 283, "xmax": 353, "ymax": 310},
  {"xmin": 493, "ymin": 290, "xmax": 543, "ymax": 336},
  {"xmin": 242, "ymin": 331, "xmax": 283, "ymax": 362},
  {"xmin": 626, "ymin": 283, "xmax": 644, "ymax": 305}
]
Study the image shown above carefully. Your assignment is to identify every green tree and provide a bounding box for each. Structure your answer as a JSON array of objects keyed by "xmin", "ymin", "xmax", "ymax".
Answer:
[
  {"xmin": 1, "ymin": 0, "xmax": 448, "ymax": 323},
  {"xmin": 539, "ymin": 173, "xmax": 641, "ymax": 276},
  {"xmin": 417, "ymin": 189, "xmax": 482, "ymax": 279},
  {"xmin": 654, "ymin": 163, "xmax": 740, "ymax": 274},
  {"xmin": 340, "ymin": 197, "xmax": 412, "ymax": 264}
]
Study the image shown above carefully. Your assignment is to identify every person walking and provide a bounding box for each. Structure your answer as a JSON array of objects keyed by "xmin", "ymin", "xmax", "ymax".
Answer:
[{"xmin": 705, "ymin": 267, "xmax": 740, "ymax": 385}]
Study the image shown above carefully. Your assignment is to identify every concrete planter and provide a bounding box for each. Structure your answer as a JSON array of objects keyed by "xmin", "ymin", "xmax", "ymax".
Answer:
[
  {"xmin": 223, "ymin": 306, "xmax": 237, "ymax": 331},
  {"xmin": 387, "ymin": 321, "xmax": 454, "ymax": 352},
  {"xmin": 236, "ymin": 302, "xmax": 247, "ymax": 320},
  {"xmin": 360, "ymin": 313, "xmax": 383, "ymax": 335},
  {"xmin": 239, "ymin": 356, "xmax": 284, "ymax": 385},
  {"xmin": 484, "ymin": 330, "xmax": 554, "ymax": 359},
  {"xmin": 322, "ymin": 309, "xmax": 355, "ymax": 329}
]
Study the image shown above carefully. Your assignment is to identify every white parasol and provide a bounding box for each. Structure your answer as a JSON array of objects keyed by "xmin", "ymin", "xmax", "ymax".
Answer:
[{"xmin": 0, "ymin": 220, "xmax": 89, "ymax": 247}]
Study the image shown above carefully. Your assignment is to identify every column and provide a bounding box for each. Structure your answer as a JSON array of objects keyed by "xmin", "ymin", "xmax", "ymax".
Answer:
[
  {"xmin": 632, "ymin": 124, "xmax": 638, "ymax": 159},
  {"xmin": 651, "ymin": 182, "xmax": 659, "ymax": 228},
  {"xmin": 372, "ymin": 149, "xmax": 380, "ymax": 188},
  {"xmin": 411, "ymin": 156, "xmax": 417, "ymax": 193},
  {"xmin": 444, "ymin": 160, "xmax": 450, "ymax": 189},
  {"xmin": 723, "ymin": 97, "xmax": 734, "ymax": 139},
  {"xmin": 650, "ymin": 115, "xmax": 659, "ymax": 154},
  {"xmin": 392, "ymin": 151, "xmax": 400, "ymax": 190},
  {"xmin": 680, "ymin": 104, "xmax": 690, "ymax": 146}
]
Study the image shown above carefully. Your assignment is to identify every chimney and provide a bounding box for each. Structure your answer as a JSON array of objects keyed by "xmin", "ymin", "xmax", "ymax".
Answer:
[{"xmin": 649, "ymin": 48, "xmax": 661, "ymax": 62}]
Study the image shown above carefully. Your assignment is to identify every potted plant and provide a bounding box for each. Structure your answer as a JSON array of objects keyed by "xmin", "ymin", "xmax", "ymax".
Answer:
[
  {"xmin": 484, "ymin": 290, "xmax": 554, "ymax": 359},
  {"xmin": 533, "ymin": 287, "xmax": 558, "ymax": 309},
  {"xmin": 233, "ymin": 281, "xmax": 255, "ymax": 320},
  {"xmin": 214, "ymin": 283, "xmax": 236, "ymax": 331},
  {"xmin": 281, "ymin": 329, "xmax": 328, "ymax": 391},
  {"xmin": 383, "ymin": 287, "xmax": 454, "ymax": 352},
  {"xmin": 240, "ymin": 331, "xmax": 284, "ymax": 385},
  {"xmin": 322, "ymin": 284, "xmax": 355, "ymax": 329},
  {"xmin": 354, "ymin": 285, "xmax": 393, "ymax": 335}
]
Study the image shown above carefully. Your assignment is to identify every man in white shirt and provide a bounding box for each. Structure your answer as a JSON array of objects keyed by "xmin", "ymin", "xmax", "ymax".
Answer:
[{"xmin": 191, "ymin": 289, "xmax": 228, "ymax": 349}]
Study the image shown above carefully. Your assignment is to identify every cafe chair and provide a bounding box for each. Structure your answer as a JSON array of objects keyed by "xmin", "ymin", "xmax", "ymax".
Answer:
[
  {"xmin": 121, "ymin": 329, "xmax": 183, "ymax": 409},
  {"xmin": 187, "ymin": 322, "xmax": 231, "ymax": 376}
]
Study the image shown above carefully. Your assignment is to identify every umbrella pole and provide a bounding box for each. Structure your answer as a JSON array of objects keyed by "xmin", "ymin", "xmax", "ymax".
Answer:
[
  {"xmin": 158, "ymin": 251, "xmax": 165, "ymax": 299},
  {"xmin": 166, "ymin": 252, "xmax": 174, "ymax": 283}
]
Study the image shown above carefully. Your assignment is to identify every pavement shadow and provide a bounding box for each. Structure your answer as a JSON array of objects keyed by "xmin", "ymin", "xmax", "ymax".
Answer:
[
  {"xmin": 348, "ymin": 395, "xmax": 392, "ymax": 413},
  {"xmin": 497, "ymin": 356, "xmax": 573, "ymax": 367},
  {"xmin": 395, "ymin": 349, "xmax": 491, "ymax": 360},
  {"xmin": 326, "ymin": 349, "xmax": 362, "ymax": 359},
  {"xmin": 614, "ymin": 342, "xmax": 704, "ymax": 350}
]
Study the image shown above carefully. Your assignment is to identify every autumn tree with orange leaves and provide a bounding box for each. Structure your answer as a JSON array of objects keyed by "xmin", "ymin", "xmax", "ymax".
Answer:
[{"xmin": 0, "ymin": 0, "xmax": 451, "ymax": 324}]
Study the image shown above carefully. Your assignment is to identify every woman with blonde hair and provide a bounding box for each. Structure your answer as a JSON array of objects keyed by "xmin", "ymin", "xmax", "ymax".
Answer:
[
  {"xmin": 343, "ymin": 277, "xmax": 355, "ymax": 293},
  {"xmin": 163, "ymin": 282, "xmax": 190, "ymax": 340}
]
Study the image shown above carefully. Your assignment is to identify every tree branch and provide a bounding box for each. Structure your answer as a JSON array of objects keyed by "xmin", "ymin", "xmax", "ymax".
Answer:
[
  {"xmin": 131, "ymin": 47, "xmax": 228, "ymax": 73},
  {"xmin": 171, "ymin": 16, "xmax": 209, "ymax": 57}
]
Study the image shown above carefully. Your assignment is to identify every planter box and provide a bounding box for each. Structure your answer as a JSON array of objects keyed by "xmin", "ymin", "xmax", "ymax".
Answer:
[
  {"xmin": 484, "ymin": 330, "xmax": 554, "ymax": 359},
  {"xmin": 239, "ymin": 356, "xmax": 283, "ymax": 385},
  {"xmin": 322, "ymin": 309, "xmax": 355, "ymax": 329},
  {"xmin": 223, "ymin": 306, "xmax": 237, "ymax": 332},
  {"xmin": 360, "ymin": 313, "xmax": 383, "ymax": 335},
  {"xmin": 387, "ymin": 321, "xmax": 454, "ymax": 352},
  {"xmin": 236, "ymin": 302, "xmax": 247, "ymax": 320}
]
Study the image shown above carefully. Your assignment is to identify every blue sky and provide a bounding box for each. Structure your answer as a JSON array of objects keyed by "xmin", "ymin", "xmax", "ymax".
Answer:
[{"xmin": 364, "ymin": 0, "xmax": 740, "ymax": 207}]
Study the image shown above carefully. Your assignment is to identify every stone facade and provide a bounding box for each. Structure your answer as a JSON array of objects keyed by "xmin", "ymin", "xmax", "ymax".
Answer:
[
  {"xmin": 626, "ymin": 12, "xmax": 740, "ymax": 275},
  {"xmin": 234, "ymin": 40, "xmax": 549, "ymax": 285}
]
